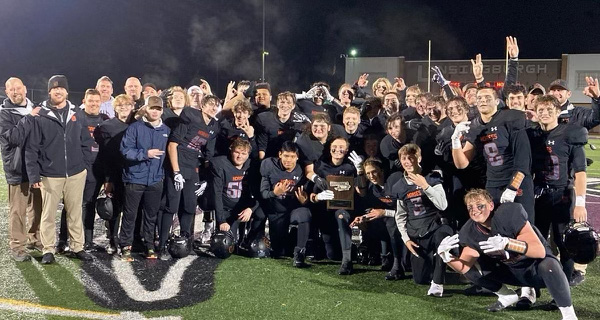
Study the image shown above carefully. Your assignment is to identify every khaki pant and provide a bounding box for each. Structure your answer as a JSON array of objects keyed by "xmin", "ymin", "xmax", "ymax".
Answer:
[
  {"xmin": 574, "ymin": 263, "xmax": 587, "ymax": 275},
  {"xmin": 7, "ymin": 183, "xmax": 42, "ymax": 251},
  {"xmin": 39, "ymin": 170, "xmax": 87, "ymax": 254}
]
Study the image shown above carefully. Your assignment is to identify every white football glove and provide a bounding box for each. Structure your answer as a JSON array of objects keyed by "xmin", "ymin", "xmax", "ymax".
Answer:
[
  {"xmin": 195, "ymin": 181, "xmax": 208, "ymax": 196},
  {"xmin": 437, "ymin": 234, "xmax": 460, "ymax": 263},
  {"xmin": 451, "ymin": 121, "xmax": 471, "ymax": 149},
  {"xmin": 500, "ymin": 188, "xmax": 517, "ymax": 203},
  {"xmin": 320, "ymin": 86, "xmax": 335, "ymax": 102},
  {"xmin": 174, "ymin": 173, "xmax": 185, "ymax": 192},
  {"xmin": 316, "ymin": 190, "xmax": 335, "ymax": 201},
  {"xmin": 478, "ymin": 235, "xmax": 509, "ymax": 254},
  {"xmin": 348, "ymin": 151, "xmax": 365, "ymax": 175}
]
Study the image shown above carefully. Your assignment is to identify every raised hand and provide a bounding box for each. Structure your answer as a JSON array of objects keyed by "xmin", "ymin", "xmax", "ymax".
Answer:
[
  {"xmin": 200, "ymin": 79, "xmax": 212, "ymax": 95},
  {"xmin": 393, "ymin": 77, "xmax": 406, "ymax": 92},
  {"xmin": 583, "ymin": 76, "xmax": 600, "ymax": 99},
  {"xmin": 357, "ymin": 73, "xmax": 369, "ymax": 88},
  {"xmin": 471, "ymin": 54, "xmax": 484, "ymax": 82},
  {"xmin": 506, "ymin": 36, "xmax": 519, "ymax": 59}
]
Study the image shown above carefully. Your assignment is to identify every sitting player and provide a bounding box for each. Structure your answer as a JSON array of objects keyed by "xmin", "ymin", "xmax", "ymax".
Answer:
[{"xmin": 438, "ymin": 189, "xmax": 577, "ymax": 319}]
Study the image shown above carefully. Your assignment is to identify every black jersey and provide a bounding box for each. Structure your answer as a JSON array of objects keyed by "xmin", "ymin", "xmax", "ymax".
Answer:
[
  {"xmin": 216, "ymin": 118, "xmax": 258, "ymax": 158},
  {"xmin": 162, "ymin": 107, "xmax": 182, "ymax": 130},
  {"xmin": 380, "ymin": 134, "xmax": 405, "ymax": 171},
  {"xmin": 336, "ymin": 123, "xmax": 368, "ymax": 155},
  {"xmin": 527, "ymin": 123, "xmax": 587, "ymax": 188},
  {"xmin": 387, "ymin": 172, "xmax": 444, "ymax": 239},
  {"xmin": 357, "ymin": 182, "xmax": 395, "ymax": 212},
  {"xmin": 296, "ymin": 99, "xmax": 337, "ymax": 122},
  {"xmin": 209, "ymin": 155, "xmax": 252, "ymax": 223},
  {"xmin": 313, "ymin": 158, "xmax": 357, "ymax": 193},
  {"xmin": 255, "ymin": 110, "xmax": 306, "ymax": 158},
  {"xmin": 170, "ymin": 107, "xmax": 219, "ymax": 168},
  {"xmin": 94, "ymin": 117, "xmax": 130, "ymax": 182},
  {"xmin": 459, "ymin": 202, "xmax": 552, "ymax": 268},
  {"xmin": 260, "ymin": 157, "xmax": 306, "ymax": 212},
  {"xmin": 466, "ymin": 109, "xmax": 531, "ymax": 187},
  {"xmin": 77, "ymin": 110, "xmax": 108, "ymax": 163},
  {"xmin": 435, "ymin": 124, "xmax": 487, "ymax": 191},
  {"xmin": 296, "ymin": 133, "xmax": 329, "ymax": 167}
]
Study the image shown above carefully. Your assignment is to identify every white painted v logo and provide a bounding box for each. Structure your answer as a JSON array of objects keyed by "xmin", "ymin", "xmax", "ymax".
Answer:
[{"xmin": 112, "ymin": 256, "xmax": 197, "ymax": 302}]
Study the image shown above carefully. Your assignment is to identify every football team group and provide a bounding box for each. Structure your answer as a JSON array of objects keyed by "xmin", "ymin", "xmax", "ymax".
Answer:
[{"xmin": 1, "ymin": 37, "xmax": 598, "ymax": 319}]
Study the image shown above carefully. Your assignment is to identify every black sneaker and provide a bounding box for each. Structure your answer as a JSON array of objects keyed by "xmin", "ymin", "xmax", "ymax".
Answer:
[
  {"xmin": 380, "ymin": 253, "xmax": 392, "ymax": 271},
  {"xmin": 74, "ymin": 250, "xmax": 93, "ymax": 261},
  {"xmin": 159, "ymin": 246, "xmax": 171, "ymax": 261},
  {"xmin": 338, "ymin": 261, "xmax": 353, "ymax": 275},
  {"xmin": 385, "ymin": 268, "xmax": 406, "ymax": 281},
  {"xmin": 293, "ymin": 247, "xmax": 309, "ymax": 268},
  {"xmin": 41, "ymin": 252, "xmax": 55, "ymax": 264},
  {"xmin": 569, "ymin": 271, "xmax": 585, "ymax": 287},
  {"xmin": 83, "ymin": 243, "xmax": 98, "ymax": 253}
]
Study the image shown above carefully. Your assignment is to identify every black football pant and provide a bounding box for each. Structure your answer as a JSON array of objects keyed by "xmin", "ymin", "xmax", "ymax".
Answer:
[
  {"xmin": 106, "ymin": 177, "xmax": 125, "ymax": 249},
  {"xmin": 534, "ymin": 186, "xmax": 574, "ymax": 282},
  {"xmin": 487, "ymin": 176, "xmax": 535, "ymax": 224},
  {"xmin": 119, "ymin": 181, "xmax": 163, "ymax": 250},
  {"xmin": 312, "ymin": 207, "xmax": 341, "ymax": 260},
  {"xmin": 158, "ymin": 169, "xmax": 199, "ymax": 248},
  {"xmin": 221, "ymin": 204, "xmax": 266, "ymax": 245},
  {"xmin": 362, "ymin": 217, "xmax": 409, "ymax": 271},
  {"xmin": 267, "ymin": 207, "xmax": 311, "ymax": 257},
  {"xmin": 465, "ymin": 254, "xmax": 572, "ymax": 307},
  {"xmin": 336, "ymin": 209, "xmax": 359, "ymax": 263},
  {"xmin": 410, "ymin": 224, "xmax": 453, "ymax": 285},
  {"xmin": 59, "ymin": 167, "xmax": 103, "ymax": 245}
]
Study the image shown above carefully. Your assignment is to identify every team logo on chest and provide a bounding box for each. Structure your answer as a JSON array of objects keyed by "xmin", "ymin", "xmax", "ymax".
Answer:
[
  {"xmin": 547, "ymin": 140, "xmax": 555, "ymax": 145},
  {"xmin": 339, "ymin": 170, "xmax": 346, "ymax": 175},
  {"xmin": 490, "ymin": 126, "xmax": 497, "ymax": 132}
]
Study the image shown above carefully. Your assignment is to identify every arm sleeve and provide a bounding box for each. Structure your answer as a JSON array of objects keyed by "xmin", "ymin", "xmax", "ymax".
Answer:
[
  {"xmin": 500, "ymin": 59, "xmax": 519, "ymax": 100},
  {"xmin": 210, "ymin": 163, "xmax": 227, "ymax": 224},
  {"xmin": 423, "ymin": 184, "xmax": 448, "ymax": 211},
  {"xmin": 570, "ymin": 145, "xmax": 587, "ymax": 173},
  {"xmin": 394, "ymin": 200, "xmax": 410, "ymax": 243},
  {"xmin": 24, "ymin": 118, "xmax": 41, "ymax": 184},
  {"xmin": 80, "ymin": 122, "xmax": 95, "ymax": 167},
  {"xmin": 442, "ymin": 85, "xmax": 456, "ymax": 100},
  {"xmin": 120, "ymin": 125, "xmax": 148, "ymax": 162},
  {"xmin": 259, "ymin": 161, "xmax": 276, "ymax": 199},
  {"xmin": 579, "ymin": 102, "xmax": 600, "ymax": 130},
  {"xmin": 510, "ymin": 128, "xmax": 532, "ymax": 176}
]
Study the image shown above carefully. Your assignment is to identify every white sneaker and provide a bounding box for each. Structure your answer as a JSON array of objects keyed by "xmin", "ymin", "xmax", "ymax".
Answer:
[{"xmin": 427, "ymin": 281, "xmax": 444, "ymax": 297}]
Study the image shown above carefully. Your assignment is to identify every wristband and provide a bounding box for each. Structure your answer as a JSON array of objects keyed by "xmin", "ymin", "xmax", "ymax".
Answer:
[
  {"xmin": 507, "ymin": 172, "xmax": 524, "ymax": 191},
  {"xmin": 451, "ymin": 138, "xmax": 462, "ymax": 149},
  {"xmin": 310, "ymin": 173, "xmax": 317, "ymax": 182},
  {"xmin": 575, "ymin": 195, "xmax": 586, "ymax": 207},
  {"xmin": 505, "ymin": 238, "xmax": 528, "ymax": 254},
  {"xmin": 174, "ymin": 171, "xmax": 181, "ymax": 175}
]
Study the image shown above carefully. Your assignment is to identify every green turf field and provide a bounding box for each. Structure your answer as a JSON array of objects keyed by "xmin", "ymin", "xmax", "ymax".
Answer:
[{"xmin": 0, "ymin": 145, "xmax": 599, "ymax": 320}]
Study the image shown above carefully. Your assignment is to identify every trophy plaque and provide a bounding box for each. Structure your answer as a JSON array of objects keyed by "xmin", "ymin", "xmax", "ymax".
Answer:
[{"xmin": 326, "ymin": 175, "xmax": 354, "ymax": 210}]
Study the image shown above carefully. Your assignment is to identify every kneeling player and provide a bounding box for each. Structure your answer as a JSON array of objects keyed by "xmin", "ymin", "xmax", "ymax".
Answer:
[
  {"xmin": 437, "ymin": 189, "xmax": 577, "ymax": 319},
  {"xmin": 260, "ymin": 141, "xmax": 311, "ymax": 266},
  {"xmin": 210, "ymin": 138, "xmax": 265, "ymax": 249},
  {"xmin": 388, "ymin": 144, "xmax": 451, "ymax": 296}
]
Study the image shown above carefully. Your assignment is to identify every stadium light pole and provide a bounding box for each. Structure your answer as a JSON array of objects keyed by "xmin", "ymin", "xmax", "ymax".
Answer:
[{"xmin": 261, "ymin": 0, "xmax": 267, "ymax": 81}]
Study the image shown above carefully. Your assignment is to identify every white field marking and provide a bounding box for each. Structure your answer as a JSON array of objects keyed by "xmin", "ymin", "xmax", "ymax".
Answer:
[
  {"xmin": 56, "ymin": 256, "xmax": 114, "ymax": 306},
  {"xmin": 0, "ymin": 297, "xmax": 181, "ymax": 319},
  {"xmin": 30, "ymin": 258, "xmax": 59, "ymax": 291},
  {"xmin": 112, "ymin": 255, "xmax": 197, "ymax": 302}
]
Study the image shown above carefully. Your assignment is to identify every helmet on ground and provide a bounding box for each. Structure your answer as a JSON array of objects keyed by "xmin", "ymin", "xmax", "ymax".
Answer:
[
  {"xmin": 210, "ymin": 231, "xmax": 235, "ymax": 259},
  {"xmin": 563, "ymin": 221, "xmax": 599, "ymax": 264},
  {"xmin": 168, "ymin": 234, "xmax": 191, "ymax": 259},
  {"xmin": 248, "ymin": 237, "xmax": 271, "ymax": 258}
]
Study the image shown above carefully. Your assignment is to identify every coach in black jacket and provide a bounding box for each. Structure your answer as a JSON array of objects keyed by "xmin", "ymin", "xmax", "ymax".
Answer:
[
  {"xmin": 25, "ymin": 75, "xmax": 94, "ymax": 264},
  {"xmin": 0, "ymin": 77, "xmax": 42, "ymax": 261}
]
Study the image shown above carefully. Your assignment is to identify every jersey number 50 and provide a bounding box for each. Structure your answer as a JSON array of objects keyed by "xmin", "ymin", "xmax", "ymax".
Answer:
[{"xmin": 226, "ymin": 181, "xmax": 243, "ymax": 198}]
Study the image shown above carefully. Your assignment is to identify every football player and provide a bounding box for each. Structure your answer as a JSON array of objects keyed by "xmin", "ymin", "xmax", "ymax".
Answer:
[
  {"xmin": 260, "ymin": 141, "xmax": 310, "ymax": 266},
  {"xmin": 309, "ymin": 136, "xmax": 367, "ymax": 275},
  {"xmin": 387, "ymin": 144, "xmax": 451, "ymax": 296},
  {"xmin": 526, "ymin": 95, "xmax": 587, "ymax": 300},
  {"xmin": 209, "ymin": 138, "xmax": 265, "ymax": 248},
  {"xmin": 438, "ymin": 189, "xmax": 577, "ymax": 319},
  {"xmin": 452, "ymin": 87, "xmax": 535, "ymax": 223}
]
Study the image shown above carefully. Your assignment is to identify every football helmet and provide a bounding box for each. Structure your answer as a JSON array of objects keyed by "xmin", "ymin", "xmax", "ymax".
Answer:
[
  {"xmin": 563, "ymin": 221, "xmax": 599, "ymax": 264},
  {"xmin": 168, "ymin": 234, "xmax": 191, "ymax": 259},
  {"xmin": 95, "ymin": 192, "xmax": 113, "ymax": 220},
  {"xmin": 247, "ymin": 237, "xmax": 271, "ymax": 258},
  {"xmin": 210, "ymin": 231, "xmax": 235, "ymax": 259}
]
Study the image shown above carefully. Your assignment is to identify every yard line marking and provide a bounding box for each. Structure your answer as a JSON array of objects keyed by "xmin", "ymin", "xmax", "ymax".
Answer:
[
  {"xmin": 30, "ymin": 258, "xmax": 59, "ymax": 291},
  {"xmin": 112, "ymin": 255, "xmax": 196, "ymax": 302},
  {"xmin": 0, "ymin": 297, "xmax": 182, "ymax": 319},
  {"xmin": 56, "ymin": 256, "xmax": 114, "ymax": 306}
]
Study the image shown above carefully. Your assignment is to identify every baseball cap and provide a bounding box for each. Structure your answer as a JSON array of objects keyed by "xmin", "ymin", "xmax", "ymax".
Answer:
[{"xmin": 549, "ymin": 79, "xmax": 569, "ymax": 91}]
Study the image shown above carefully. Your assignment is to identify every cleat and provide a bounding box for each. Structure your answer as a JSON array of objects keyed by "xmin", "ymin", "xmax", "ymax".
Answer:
[
  {"xmin": 338, "ymin": 261, "xmax": 353, "ymax": 275},
  {"xmin": 41, "ymin": 253, "xmax": 55, "ymax": 264}
]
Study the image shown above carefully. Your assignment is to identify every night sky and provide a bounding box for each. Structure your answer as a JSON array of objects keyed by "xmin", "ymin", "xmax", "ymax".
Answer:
[{"xmin": 2, "ymin": 0, "xmax": 600, "ymax": 99}]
